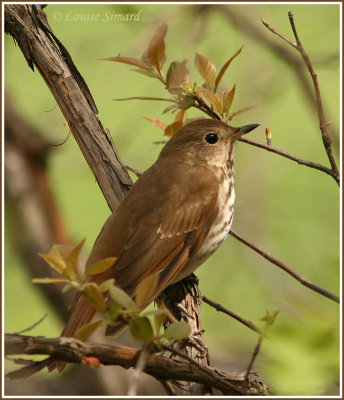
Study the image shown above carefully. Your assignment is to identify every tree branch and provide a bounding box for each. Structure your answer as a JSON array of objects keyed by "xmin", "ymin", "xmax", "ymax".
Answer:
[
  {"xmin": 229, "ymin": 230, "xmax": 339, "ymax": 304},
  {"xmin": 5, "ymin": 334, "xmax": 269, "ymax": 396},
  {"xmin": 262, "ymin": 12, "xmax": 340, "ymax": 185},
  {"xmin": 4, "ymin": 4, "xmax": 133, "ymax": 212}
]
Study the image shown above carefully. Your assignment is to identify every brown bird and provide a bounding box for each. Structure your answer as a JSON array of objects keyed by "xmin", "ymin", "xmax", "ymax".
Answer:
[{"xmin": 49, "ymin": 118, "xmax": 258, "ymax": 372}]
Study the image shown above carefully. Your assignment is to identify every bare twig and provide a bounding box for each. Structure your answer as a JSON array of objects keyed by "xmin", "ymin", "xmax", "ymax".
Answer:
[
  {"xmin": 201, "ymin": 296, "xmax": 261, "ymax": 334},
  {"xmin": 11, "ymin": 315, "xmax": 47, "ymax": 335},
  {"xmin": 229, "ymin": 230, "xmax": 339, "ymax": 304},
  {"xmin": 244, "ymin": 336, "xmax": 264, "ymax": 382},
  {"xmin": 124, "ymin": 164, "xmax": 143, "ymax": 178},
  {"xmin": 239, "ymin": 137, "xmax": 335, "ymax": 179},
  {"xmin": 262, "ymin": 12, "xmax": 340, "ymax": 185}
]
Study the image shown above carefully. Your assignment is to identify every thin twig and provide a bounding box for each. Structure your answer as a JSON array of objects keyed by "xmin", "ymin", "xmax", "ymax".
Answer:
[
  {"xmin": 124, "ymin": 164, "xmax": 143, "ymax": 178},
  {"xmin": 261, "ymin": 18, "xmax": 297, "ymax": 48},
  {"xmin": 239, "ymin": 137, "xmax": 335, "ymax": 179},
  {"xmin": 229, "ymin": 230, "xmax": 339, "ymax": 304},
  {"xmin": 202, "ymin": 296, "xmax": 261, "ymax": 334},
  {"xmin": 11, "ymin": 314, "xmax": 48, "ymax": 335},
  {"xmin": 262, "ymin": 12, "xmax": 340, "ymax": 185},
  {"xmin": 244, "ymin": 336, "xmax": 263, "ymax": 382}
]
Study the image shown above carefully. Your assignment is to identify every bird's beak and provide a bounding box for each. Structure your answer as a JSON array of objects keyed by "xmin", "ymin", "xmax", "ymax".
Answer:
[{"xmin": 228, "ymin": 124, "xmax": 259, "ymax": 142}]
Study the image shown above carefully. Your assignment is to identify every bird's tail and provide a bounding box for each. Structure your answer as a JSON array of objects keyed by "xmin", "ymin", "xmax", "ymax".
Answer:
[{"xmin": 47, "ymin": 295, "xmax": 97, "ymax": 373}]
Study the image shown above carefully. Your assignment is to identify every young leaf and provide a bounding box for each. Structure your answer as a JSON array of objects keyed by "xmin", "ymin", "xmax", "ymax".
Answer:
[
  {"xmin": 164, "ymin": 120, "xmax": 184, "ymax": 137},
  {"xmin": 67, "ymin": 238, "xmax": 86, "ymax": 277},
  {"xmin": 174, "ymin": 109, "xmax": 185, "ymax": 122},
  {"xmin": 38, "ymin": 253, "xmax": 68, "ymax": 277},
  {"xmin": 98, "ymin": 278, "xmax": 115, "ymax": 293},
  {"xmin": 228, "ymin": 105, "xmax": 258, "ymax": 121},
  {"xmin": 109, "ymin": 285, "xmax": 136, "ymax": 310},
  {"xmin": 75, "ymin": 320, "xmax": 103, "ymax": 341},
  {"xmin": 135, "ymin": 273, "xmax": 159, "ymax": 309},
  {"xmin": 214, "ymin": 46, "xmax": 243, "ymax": 93},
  {"xmin": 180, "ymin": 95, "xmax": 195, "ymax": 110},
  {"xmin": 194, "ymin": 53, "xmax": 217, "ymax": 90},
  {"xmin": 102, "ymin": 56, "xmax": 152, "ymax": 71},
  {"xmin": 32, "ymin": 278, "xmax": 71, "ymax": 285},
  {"xmin": 194, "ymin": 86, "xmax": 222, "ymax": 115},
  {"xmin": 82, "ymin": 283, "xmax": 107, "ymax": 313},
  {"xmin": 129, "ymin": 316, "xmax": 154, "ymax": 342},
  {"xmin": 115, "ymin": 96, "xmax": 177, "ymax": 103},
  {"xmin": 147, "ymin": 23, "xmax": 168, "ymax": 69},
  {"xmin": 222, "ymin": 84, "xmax": 236, "ymax": 115},
  {"xmin": 85, "ymin": 257, "xmax": 117, "ymax": 277},
  {"xmin": 166, "ymin": 60, "xmax": 190, "ymax": 94},
  {"xmin": 165, "ymin": 321, "xmax": 191, "ymax": 340},
  {"xmin": 153, "ymin": 311, "xmax": 166, "ymax": 336},
  {"xmin": 142, "ymin": 117, "xmax": 166, "ymax": 130}
]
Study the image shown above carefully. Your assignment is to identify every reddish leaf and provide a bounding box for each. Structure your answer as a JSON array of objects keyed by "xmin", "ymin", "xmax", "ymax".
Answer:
[
  {"xmin": 147, "ymin": 23, "xmax": 168, "ymax": 69},
  {"xmin": 115, "ymin": 96, "xmax": 177, "ymax": 103},
  {"xmin": 194, "ymin": 53, "xmax": 217, "ymax": 90},
  {"xmin": 174, "ymin": 109, "xmax": 185, "ymax": 122},
  {"xmin": 142, "ymin": 117, "xmax": 166, "ymax": 130},
  {"xmin": 166, "ymin": 60, "xmax": 190, "ymax": 94},
  {"xmin": 222, "ymin": 84, "xmax": 236, "ymax": 115},
  {"xmin": 194, "ymin": 87, "xmax": 222, "ymax": 115},
  {"xmin": 76, "ymin": 320, "xmax": 103, "ymax": 341},
  {"xmin": 214, "ymin": 46, "xmax": 243, "ymax": 93},
  {"xmin": 228, "ymin": 105, "xmax": 258, "ymax": 121},
  {"xmin": 102, "ymin": 56, "xmax": 152, "ymax": 71},
  {"xmin": 164, "ymin": 120, "xmax": 184, "ymax": 137}
]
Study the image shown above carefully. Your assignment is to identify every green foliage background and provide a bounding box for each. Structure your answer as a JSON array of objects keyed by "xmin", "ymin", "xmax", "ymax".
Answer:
[{"xmin": 4, "ymin": 3, "xmax": 340, "ymax": 395}]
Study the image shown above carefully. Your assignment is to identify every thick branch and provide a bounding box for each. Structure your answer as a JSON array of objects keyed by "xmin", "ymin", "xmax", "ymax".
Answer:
[
  {"xmin": 5, "ymin": 4, "xmax": 133, "ymax": 211},
  {"xmin": 5, "ymin": 334, "xmax": 269, "ymax": 396}
]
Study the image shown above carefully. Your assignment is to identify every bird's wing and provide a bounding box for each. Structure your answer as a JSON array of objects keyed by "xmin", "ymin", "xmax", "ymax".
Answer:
[{"xmin": 86, "ymin": 161, "xmax": 219, "ymax": 305}]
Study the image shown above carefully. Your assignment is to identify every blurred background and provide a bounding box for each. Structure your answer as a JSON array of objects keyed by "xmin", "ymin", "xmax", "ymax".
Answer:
[{"xmin": 4, "ymin": 3, "xmax": 340, "ymax": 396}]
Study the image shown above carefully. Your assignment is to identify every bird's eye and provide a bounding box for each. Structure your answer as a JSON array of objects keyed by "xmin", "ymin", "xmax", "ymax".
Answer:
[{"xmin": 205, "ymin": 133, "xmax": 218, "ymax": 144}]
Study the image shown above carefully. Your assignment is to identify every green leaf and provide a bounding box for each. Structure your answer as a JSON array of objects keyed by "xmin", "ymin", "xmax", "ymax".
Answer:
[
  {"xmin": 195, "ymin": 53, "xmax": 217, "ymax": 90},
  {"xmin": 82, "ymin": 283, "xmax": 107, "ymax": 313},
  {"xmin": 85, "ymin": 257, "xmax": 117, "ymax": 276},
  {"xmin": 98, "ymin": 278, "xmax": 115, "ymax": 292},
  {"xmin": 67, "ymin": 238, "xmax": 86, "ymax": 277},
  {"xmin": 152, "ymin": 311, "xmax": 166, "ymax": 335},
  {"xmin": 214, "ymin": 46, "xmax": 243, "ymax": 93},
  {"xmin": 129, "ymin": 316, "xmax": 154, "ymax": 342},
  {"xmin": 109, "ymin": 286, "xmax": 136, "ymax": 310},
  {"xmin": 38, "ymin": 253, "xmax": 68, "ymax": 277},
  {"xmin": 107, "ymin": 300, "xmax": 121, "ymax": 319},
  {"xmin": 165, "ymin": 321, "xmax": 191, "ymax": 340},
  {"xmin": 32, "ymin": 277, "xmax": 71, "ymax": 285},
  {"xmin": 75, "ymin": 320, "xmax": 103, "ymax": 341},
  {"xmin": 147, "ymin": 23, "xmax": 168, "ymax": 69},
  {"xmin": 135, "ymin": 273, "xmax": 160, "ymax": 309}
]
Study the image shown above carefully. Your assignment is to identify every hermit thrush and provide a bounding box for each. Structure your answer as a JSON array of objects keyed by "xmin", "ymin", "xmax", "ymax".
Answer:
[{"xmin": 49, "ymin": 118, "xmax": 258, "ymax": 372}]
